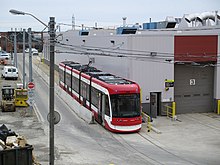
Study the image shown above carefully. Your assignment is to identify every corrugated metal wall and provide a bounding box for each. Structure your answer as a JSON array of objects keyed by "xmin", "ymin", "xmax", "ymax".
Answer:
[{"xmin": 174, "ymin": 35, "xmax": 218, "ymax": 62}]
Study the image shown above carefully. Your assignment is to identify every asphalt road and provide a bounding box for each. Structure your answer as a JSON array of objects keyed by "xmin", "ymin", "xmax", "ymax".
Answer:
[{"xmin": 16, "ymin": 53, "xmax": 212, "ymax": 165}]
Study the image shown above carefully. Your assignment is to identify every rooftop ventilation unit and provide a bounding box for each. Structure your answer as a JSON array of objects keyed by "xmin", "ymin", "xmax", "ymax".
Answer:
[
  {"xmin": 116, "ymin": 17, "xmax": 137, "ymax": 34},
  {"xmin": 185, "ymin": 13, "xmax": 200, "ymax": 23},
  {"xmin": 197, "ymin": 12, "xmax": 216, "ymax": 22},
  {"xmin": 116, "ymin": 27, "xmax": 137, "ymax": 34},
  {"xmin": 184, "ymin": 11, "xmax": 220, "ymax": 26},
  {"xmin": 79, "ymin": 30, "xmax": 89, "ymax": 36},
  {"xmin": 165, "ymin": 16, "xmax": 177, "ymax": 28},
  {"xmin": 143, "ymin": 16, "xmax": 176, "ymax": 29},
  {"xmin": 122, "ymin": 17, "xmax": 127, "ymax": 27}
]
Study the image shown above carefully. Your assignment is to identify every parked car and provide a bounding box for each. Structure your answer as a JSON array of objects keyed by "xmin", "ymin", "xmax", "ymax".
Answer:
[
  {"xmin": 2, "ymin": 66, "xmax": 18, "ymax": 80},
  {"xmin": 25, "ymin": 48, "xmax": 39, "ymax": 55},
  {"xmin": 0, "ymin": 50, "xmax": 10, "ymax": 60},
  {"xmin": 25, "ymin": 48, "xmax": 29, "ymax": 53},
  {"xmin": 32, "ymin": 48, "xmax": 39, "ymax": 55}
]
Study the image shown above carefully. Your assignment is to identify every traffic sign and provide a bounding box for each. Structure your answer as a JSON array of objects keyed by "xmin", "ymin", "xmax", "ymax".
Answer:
[
  {"xmin": 28, "ymin": 90, "xmax": 35, "ymax": 98},
  {"xmin": 47, "ymin": 111, "xmax": 61, "ymax": 125},
  {"xmin": 28, "ymin": 82, "xmax": 35, "ymax": 89},
  {"xmin": 26, "ymin": 99, "xmax": 35, "ymax": 106}
]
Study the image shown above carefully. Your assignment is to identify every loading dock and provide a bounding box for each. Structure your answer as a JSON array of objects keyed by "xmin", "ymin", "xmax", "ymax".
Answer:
[{"xmin": 174, "ymin": 64, "xmax": 214, "ymax": 113}]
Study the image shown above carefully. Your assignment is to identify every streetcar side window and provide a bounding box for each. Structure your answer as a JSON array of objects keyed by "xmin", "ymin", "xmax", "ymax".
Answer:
[
  {"xmin": 91, "ymin": 87, "xmax": 99, "ymax": 107},
  {"xmin": 86, "ymin": 84, "xmax": 90, "ymax": 100},
  {"xmin": 105, "ymin": 95, "xmax": 110, "ymax": 116},
  {"xmin": 81, "ymin": 81, "xmax": 88, "ymax": 99},
  {"xmin": 59, "ymin": 68, "xmax": 64, "ymax": 83},
  {"xmin": 72, "ymin": 76, "xmax": 79, "ymax": 93},
  {"xmin": 66, "ymin": 72, "xmax": 71, "ymax": 87}
]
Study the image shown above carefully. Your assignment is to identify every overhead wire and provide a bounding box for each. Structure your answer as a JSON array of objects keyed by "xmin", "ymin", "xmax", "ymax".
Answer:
[
  {"xmin": 55, "ymin": 40, "xmax": 220, "ymax": 59},
  {"xmin": 55, "ymin": 43, "xmax": 220, "ymax": 67},
  {"xmin": 48, "ymin": 28, "xmax": 220, "ymax": 67},
  {"xmin": 57, "ymin": 39, "xmax": 220, "ymax": 58},
  {"xmin": 55, "ymin": 43, "xmax": 176, "ymax": 65}
]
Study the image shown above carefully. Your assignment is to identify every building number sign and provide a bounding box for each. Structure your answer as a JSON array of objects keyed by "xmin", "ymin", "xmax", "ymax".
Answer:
[{"xmin": 190, "ymin": 79, "xmax": 196, "ymax": 86}]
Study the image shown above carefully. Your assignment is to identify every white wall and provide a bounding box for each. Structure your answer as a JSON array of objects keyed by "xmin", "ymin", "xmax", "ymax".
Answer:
[
  {"xmin": 43, "ymin": 27, "xmax": 220, "ymax": 110},
  {"xmin": 55, "ymin": 30, "xmax": 130, "ymax": 77},
  {"xmin": 131, "ymin": 60, "xmax": 174, "ymax": 103},
  {"xmin": 53, "ymin": 30, "xmax": 175, "ymax": 104},
  {"xmin": 127, "ymin": 35, "xmax": 174, "ymax": 103}
]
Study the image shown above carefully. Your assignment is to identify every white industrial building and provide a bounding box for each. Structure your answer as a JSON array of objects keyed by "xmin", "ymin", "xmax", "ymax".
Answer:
[{"xmin": 43, "ymin": 11, "xmax": 220, "ymax": 117}]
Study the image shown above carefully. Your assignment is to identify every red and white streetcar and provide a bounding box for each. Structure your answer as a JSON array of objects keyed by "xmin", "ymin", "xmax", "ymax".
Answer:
[{"xmin": 59, "ymin": 61, "xmax": 142, "ymax": 133}]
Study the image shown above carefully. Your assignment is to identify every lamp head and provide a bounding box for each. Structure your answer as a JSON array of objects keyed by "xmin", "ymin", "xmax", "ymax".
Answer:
[{"xmin": 9, "ymin": 9, "xmax": 25, "ymax": 15}]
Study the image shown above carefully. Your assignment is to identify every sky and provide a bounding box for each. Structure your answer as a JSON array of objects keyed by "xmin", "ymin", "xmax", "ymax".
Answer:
[{"xmin": 1, "ymin": 0, "xmax": 219, "ymax": 32}]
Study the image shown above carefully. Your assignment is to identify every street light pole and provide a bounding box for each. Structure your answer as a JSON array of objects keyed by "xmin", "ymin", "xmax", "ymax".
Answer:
[
  {"xmin": 49, "ymin": 17, "xmax": 55, "ymax": 165},
  {"xmin": 9, "ymin": 9, "xmax": 56, "ymax": 165}
]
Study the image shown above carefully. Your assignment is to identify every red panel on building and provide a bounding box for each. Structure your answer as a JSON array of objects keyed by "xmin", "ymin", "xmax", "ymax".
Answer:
[{"xmin": 174, "ymin": 35, "xmax": 218, "ymax": 62}]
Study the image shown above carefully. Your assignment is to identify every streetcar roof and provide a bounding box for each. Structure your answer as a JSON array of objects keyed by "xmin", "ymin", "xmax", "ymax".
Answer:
[{"xmin": 61, "ymin": 61, "xmax": 134, "ymax": 85}]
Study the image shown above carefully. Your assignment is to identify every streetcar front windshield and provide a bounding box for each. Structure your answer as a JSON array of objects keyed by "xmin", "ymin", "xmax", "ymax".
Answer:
[{"xmin": 111, "ymin": 94, "xmax": 140, "ymax": 118}]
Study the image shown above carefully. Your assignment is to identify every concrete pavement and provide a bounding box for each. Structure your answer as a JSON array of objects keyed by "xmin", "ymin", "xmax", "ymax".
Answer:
[
  {"xmin": 1, "ymin": 54, "xmax": 219, "ymax": 164},
  {"xmin": 34, "ymin": 55, "xmax": 220, "ymax": 165},
  {"xmin": 140, "ymin": 113, "xmax": 220, "ymax": 165}
]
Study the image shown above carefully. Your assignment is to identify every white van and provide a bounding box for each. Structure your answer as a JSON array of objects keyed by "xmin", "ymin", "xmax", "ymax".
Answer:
[{"xmin": 2, "ymin": 66, "xmax": 18, "ymax": 80}]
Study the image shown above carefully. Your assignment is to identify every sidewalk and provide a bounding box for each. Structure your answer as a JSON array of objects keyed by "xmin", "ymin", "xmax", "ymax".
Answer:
[{"xmin": 33, "ymin": 55, "xmax": 59, "ymax": 84}]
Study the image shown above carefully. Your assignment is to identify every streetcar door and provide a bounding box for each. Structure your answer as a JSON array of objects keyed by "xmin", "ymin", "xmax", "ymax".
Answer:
[
  {"xmin": 97, "ymin": 93, "xmax": 103, "ymax": 125},
  {"xmin": 101, "ymin": 94, "xmax": 106, "ymax": 126}
]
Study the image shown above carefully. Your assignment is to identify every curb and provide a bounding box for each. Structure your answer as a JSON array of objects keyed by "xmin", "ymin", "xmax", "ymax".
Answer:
[
  {"xmin": 151, "ymin": 126, "xmax": 162, "ymax": 134},
  {"xmin": 32, "ymin": 58, "xmax": 94, "ymax": 124}
]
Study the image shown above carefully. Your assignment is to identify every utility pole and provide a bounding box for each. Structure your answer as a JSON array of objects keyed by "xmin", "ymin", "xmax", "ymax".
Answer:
[
  {"xmin": 23, "ymin": 29, "xmax": 26, "ymax": 88},
  {"xmin": 28, "ymin": 28, "xmax": 32, "ymax": 82},
  {"xmin": 49, "ymin": 17, "xmax": 55, "ymax": 165},
  {"xmin": 13, "ymin": 31, "xmax": 17, "ymax": 67}
]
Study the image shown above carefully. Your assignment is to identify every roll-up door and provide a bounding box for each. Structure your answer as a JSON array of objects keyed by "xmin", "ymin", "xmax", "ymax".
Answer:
[{"xmin": 174, "ymin": 64, "xmax": 214, "ymax": 114}]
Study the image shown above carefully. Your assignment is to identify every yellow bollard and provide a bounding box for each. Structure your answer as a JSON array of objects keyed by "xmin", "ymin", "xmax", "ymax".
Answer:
[
  {"xmin": 41, "ymin": 57, "xmax": 44, "ymax": 63},
  {"xmin": 147, "ymin": 115, "xmax": 151, "ymax": 132},
  {"xmin": 142, "ymin": 112, "xmax": 151, "ymax": 132},
  {"xmin": 172, "ymin": 102, "xmax": 176, "ymax": 119},
  {"xmin": 218, "ymin": 100, "xmax": 220, "ymax": 115}
]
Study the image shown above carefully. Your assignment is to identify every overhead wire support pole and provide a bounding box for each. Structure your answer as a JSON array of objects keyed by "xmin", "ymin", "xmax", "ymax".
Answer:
[
  {"xmin": 23, "ymin": 29, "xmax": 26, "ymax": 88},
  {"xmin": 13, "ymin": 31, "xmax": 17, "ymax": 68},
  {"xmin": 49, "ymin": 17, "xmax": 55, "ymax": 165},
  {"xmin": 28, "ymin": 28, "xmax": 33, "ymax": 82}
]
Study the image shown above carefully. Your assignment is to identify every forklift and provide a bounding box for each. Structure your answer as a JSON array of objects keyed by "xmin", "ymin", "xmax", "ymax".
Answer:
[{"xmin": 1, "ymin": 85, "xmax": 16, "ymax": 112}]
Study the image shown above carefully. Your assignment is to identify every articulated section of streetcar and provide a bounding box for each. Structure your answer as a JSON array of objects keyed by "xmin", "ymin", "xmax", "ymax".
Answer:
[{"xmin": 59, "ymin": 61, "xmax": 142, "ymax": 133}]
